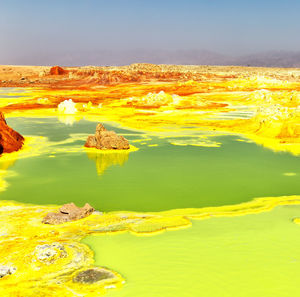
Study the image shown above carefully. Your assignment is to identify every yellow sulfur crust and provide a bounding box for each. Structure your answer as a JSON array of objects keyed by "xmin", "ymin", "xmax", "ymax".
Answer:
[{"xmin": 1, "ymin": 195, "xmax": 300, "ymax": 296}]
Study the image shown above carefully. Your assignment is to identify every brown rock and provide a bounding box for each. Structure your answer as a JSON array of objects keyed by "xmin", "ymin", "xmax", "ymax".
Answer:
[
  {"xmin": 85, "ymin": 123, "xmax": 130, "ymax": 150},
  {"xmin": 42, "ymin": 212, "xmax": 71, "ymax": 224},
  {"xmin": 42, "ymin": 203, "xmax": 94, "ymax": 225},
  {"xmin": 60, "ymin": 202, "xmax": 94, "ymax": 220},
  {"xmin": 0, "ymin": 112, "xmax": 24, "ymax": 154}
]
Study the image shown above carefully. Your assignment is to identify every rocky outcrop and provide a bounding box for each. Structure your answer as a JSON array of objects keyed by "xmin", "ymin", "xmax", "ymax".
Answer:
[
  {"xmin": 49, "ymin": 66, "xmax": 67, "ymax": 75},
  {"xmin": 73, "ymin": 268, "xmax": 116, "ymax": 284},
  {"xmin": 85, "ymin": 123, "xmax": 130, "ymax": 150},
  {"xmin": 0, "ymin": 112, "xmax": 24, "ymax": 154},
  {"xmin": 42, "ymin": 203, "xmax": 94, "ymax": 225}
]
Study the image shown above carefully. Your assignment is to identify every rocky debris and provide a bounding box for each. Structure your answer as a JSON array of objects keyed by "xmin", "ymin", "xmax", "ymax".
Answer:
[
  {"xmin": 34, "ymin": 243, "xmax": 67, "ymax": 264},
  {"xmin": 0, "ymin": 266, "xmax": 16, "ymax": 278},
  {"xmin": 73, "ymin": 268, "xmax": 116, "ymax": 284},
  {"xmin": 0, "ymin": 112, "xmax": 24, "ymax": 154},
  {"xmin": 49, "ymin": 66, "xmax": 67, "ymax": 75},
  {"xmin": 42, "ymin": 203, "xmax": 94, "ymax": 225},
  {"xmin": 2, "ymin": 64, "xmax": 300, "ymax": 88},
  {"xmin": 85, "ymin": 123, "xmax": 130, "ymax": 150}
]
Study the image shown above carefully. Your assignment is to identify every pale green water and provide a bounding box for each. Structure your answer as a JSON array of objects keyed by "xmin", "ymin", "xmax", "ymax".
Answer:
[
  {"xmin": 84, "ymin": 206, "xmax": 300, "ymax": 297},
  {"xmin": 1, "ymin": 115, "xmax": 300, "ymax": 297},
  {"xmin": 2, "ymin": 117, "xmax": 300, "ymax": 212}
]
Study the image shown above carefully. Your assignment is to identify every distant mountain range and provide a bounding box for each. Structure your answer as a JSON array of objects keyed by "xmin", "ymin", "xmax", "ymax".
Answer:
[
  {"xmin": 3, "ymin": 49, "xmax": 300, "ymax": 68},
  {"xmin": 232, "ymin": 51, "xmax": 300, "ymax": 68}
]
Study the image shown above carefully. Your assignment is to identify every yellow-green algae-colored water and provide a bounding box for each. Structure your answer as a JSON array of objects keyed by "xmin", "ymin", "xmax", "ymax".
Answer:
[
  {"xmin": 0, "ymin": 114, "xmax": 300, "ymax": 296},
  {"xmin": 2, "ymin": 195, "xmax": 300, "ymax": 296},
  {"xmin": 84, "ymin": 205, "xmax": 300, "ymax": 297}
]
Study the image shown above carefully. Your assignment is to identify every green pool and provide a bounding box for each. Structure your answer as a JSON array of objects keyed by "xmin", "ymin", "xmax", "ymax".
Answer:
[{"xmin": 3, "ymin": 117, "xmax": 300, "ymax": 211}]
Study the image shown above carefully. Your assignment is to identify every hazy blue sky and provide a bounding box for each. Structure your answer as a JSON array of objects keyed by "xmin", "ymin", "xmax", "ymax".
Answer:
[{"xmin": 1, "ymin": 0, "xmax": 300, "ymax": 65}]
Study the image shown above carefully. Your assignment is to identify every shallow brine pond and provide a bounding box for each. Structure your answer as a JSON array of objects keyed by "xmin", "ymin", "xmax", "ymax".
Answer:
[
  {"xmin": 3, "ymin": 117, "xmax": 300, "ymax": 211},
  {"xmin": 1, "ymin": 116, "xmax": 300, "ymax": 296}
]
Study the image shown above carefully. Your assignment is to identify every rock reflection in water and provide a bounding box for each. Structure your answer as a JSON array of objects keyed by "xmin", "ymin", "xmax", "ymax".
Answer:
[
  {"xmin": 57, "ymin": 114, "xmax": 82, "ymax": 126},
  {"xmin": 0, "ymin": 158, "xmax": 17, "ymax": 192},
  {"xmin": 85, "ymin": 149, "xmax": 130, "ymax": 175}
]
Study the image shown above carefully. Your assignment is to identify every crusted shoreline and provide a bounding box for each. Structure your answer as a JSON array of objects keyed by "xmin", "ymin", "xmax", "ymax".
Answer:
[{"xmin": 1, "ymin": 195, "xmax": 300, "ymax": 295}]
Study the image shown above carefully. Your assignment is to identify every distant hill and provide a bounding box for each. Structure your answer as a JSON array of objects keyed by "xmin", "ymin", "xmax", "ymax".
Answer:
[
  {"xmin": 233, "ymin": 51, "xmax": 300, "ymax": 68},
  {"xmin": 2, "ymin": 49, "xmax": 300, "ymax": 68}
]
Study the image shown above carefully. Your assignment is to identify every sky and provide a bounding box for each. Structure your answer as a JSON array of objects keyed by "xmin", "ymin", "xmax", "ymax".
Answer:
[{"xmin": 0, "ymin": 0, "xmax": 300, "ymax": 65}]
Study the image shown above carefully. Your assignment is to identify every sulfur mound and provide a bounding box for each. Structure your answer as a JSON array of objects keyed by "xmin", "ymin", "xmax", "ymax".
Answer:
[
  {"xmin": 42, "ymin": 202, "xmax": 94, "ymax": 224},
  {"xmin": 34, "ymin": 243, "xmax": 67, "ymax": 264},
  {"xmin": 0, "ymin": 112, "xmax": 24, "ymax": 154},
  {"xmin": 0, "ymin": 266, "xmax": 16, "ymax": 279},
  {"xmin": 57, "ymin": 99, "xmax": 78, "ymax": 114},
  {"xmin": 85, "ymin": 123, "xmax": 130, "ymax": 150}
]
